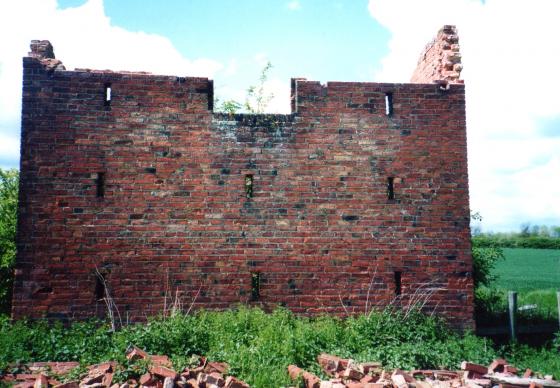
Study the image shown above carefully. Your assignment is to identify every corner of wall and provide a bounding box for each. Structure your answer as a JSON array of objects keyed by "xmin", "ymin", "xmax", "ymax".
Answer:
[
  {"xmin": 410, "ymin": 25, "xmax": 463, "ymax": 85},
  {"xmin": 26, "ymin": 40, "xmax": 65, "ymax": 72}
]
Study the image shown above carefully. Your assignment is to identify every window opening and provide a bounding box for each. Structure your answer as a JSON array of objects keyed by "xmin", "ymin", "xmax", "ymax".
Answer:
[
  {"xmin": 394, "ymin": 271, "xmax": 402, "ymax": 296},
  {"xmin": 250, "ymin": 272, "xmax": 260, "ymax": 301},
  {"xmin": 104, "ymin": 83, "xmax": 112, "ymax": 106},
  {"xmin": 387, "ymin": 177, "xmax": 395, "ymax": 200},
  {"xmin": 96, "ymin": 172, "xmax": 105, "ymax": 198},
  {"xmin": 245, "ymin": 174, "xmax": 254, "ymax": 198},
  {"xmin": 385, "ymin": 92, "xmax": 393, "ymax": 116}
]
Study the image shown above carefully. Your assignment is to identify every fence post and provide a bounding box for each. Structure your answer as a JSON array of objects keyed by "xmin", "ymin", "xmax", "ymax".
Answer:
[
  {"xmin": 557, "ymin": 291, "xmax": 560, "ymax": 331},
  {"xmin": 508, "ymin": 291, "xmax": 517, "ymax": 341}
]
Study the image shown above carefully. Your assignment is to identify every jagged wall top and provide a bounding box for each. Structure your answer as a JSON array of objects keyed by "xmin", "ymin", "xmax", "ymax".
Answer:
[
  {"xmin": 28, "ymin": 40, "xmax": 65, "ymax": 72},
  {"xmin": 410, "ymin": 25, "xmax": 463, "ymax": 84}
]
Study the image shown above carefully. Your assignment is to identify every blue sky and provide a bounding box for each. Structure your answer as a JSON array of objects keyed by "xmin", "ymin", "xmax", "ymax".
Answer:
[{"xmin": 0, "ymin": 0, "xmax": 559, "ymax": 232}]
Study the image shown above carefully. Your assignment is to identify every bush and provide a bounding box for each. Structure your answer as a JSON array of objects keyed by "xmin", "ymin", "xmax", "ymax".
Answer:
[
  {"xmin": 0, "ymin": 168, "xmax": 19, "ymax": 315},
  {"xmin": 471, "ymin": 243, "xmax": 504, "ymax": 289}
]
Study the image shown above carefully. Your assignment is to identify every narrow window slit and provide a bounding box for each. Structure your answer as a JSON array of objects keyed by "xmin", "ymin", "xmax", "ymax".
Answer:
[
  {"xmin": 104, "ymin": 83, "xmax": 112, "ymax": 106},
  {"xmin": 385, "ymin": 92, "xmax": 393, "ymax": 116},
  {"xmin": 250, "ymin": 272, "xmax": 260, "ymax": 301},
  {"xmin": 94, "ymin": 276, "xmax": 105, "ymax": 301},
  {"xmin": 394, "ymin": 271, "xmax": 402, "ymax": 296},
  {"xmin": 245, "ymin": 174, "xmax": 254, "ymax": 198},
  {"xmin": 387, "ymin": 177, "xmax": 395, "ymax": 200},
  {"xmin": 96, "ymin": 172, "xmax": 105, "ymax": 198}
]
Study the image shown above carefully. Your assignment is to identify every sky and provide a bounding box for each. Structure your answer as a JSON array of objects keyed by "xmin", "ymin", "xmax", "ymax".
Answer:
[{"xmin": 0, "ymin": 0, "xmax": 559, "ymax": 233}]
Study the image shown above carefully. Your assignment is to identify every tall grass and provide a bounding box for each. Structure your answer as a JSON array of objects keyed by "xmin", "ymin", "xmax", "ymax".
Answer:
[{"xmin": 3, "ymin": 307, "xmax": 554, "ymax": 387}]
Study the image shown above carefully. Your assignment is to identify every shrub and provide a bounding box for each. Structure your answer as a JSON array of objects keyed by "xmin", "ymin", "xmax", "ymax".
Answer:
[{"xmin": 0, "ymin": 168, "xmax": 19, "ymax": 315}]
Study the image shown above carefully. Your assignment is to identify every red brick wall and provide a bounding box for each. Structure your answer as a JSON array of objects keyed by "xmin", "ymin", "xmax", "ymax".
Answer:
[
  {"xmin": 410, "ymin": 25, "xmax": 463, "ymax": 84},
  {"xmin": 13, "ymin": 34, "xmax": 473, "ymax": 330}
]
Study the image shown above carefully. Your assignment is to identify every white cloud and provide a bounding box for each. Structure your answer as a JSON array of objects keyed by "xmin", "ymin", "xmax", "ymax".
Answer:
[
  {"xmin": 287, "ymin": 1, "xmax": 302, "ymax": 11},
  {"xmin": 0, "ymin": 0, "xmax": 224, "ymax": 168},
  {"xmin": 368, "ymin": 0, "xmax": 560, "ymax": 231}
]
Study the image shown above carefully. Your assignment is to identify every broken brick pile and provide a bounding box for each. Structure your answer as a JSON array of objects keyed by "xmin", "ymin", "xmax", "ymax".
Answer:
[
  {"xmin": 0, "ymin": 346, "xmax": 249, "ymax": 388},
  {"xmin": 288, "ymin": 354, "xmax": 560, "ymax": 388}
]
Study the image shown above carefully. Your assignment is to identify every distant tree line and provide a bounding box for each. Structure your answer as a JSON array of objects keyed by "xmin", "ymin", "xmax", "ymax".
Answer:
[{"xmin": 472, "ymin": 223, "xmax": 560, "ymax": 250}]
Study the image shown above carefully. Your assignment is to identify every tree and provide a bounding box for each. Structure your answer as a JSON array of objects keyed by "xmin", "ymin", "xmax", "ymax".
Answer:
[{"xmin": 0, "ymin": 168, "xmax": 19, "ymax": 314}]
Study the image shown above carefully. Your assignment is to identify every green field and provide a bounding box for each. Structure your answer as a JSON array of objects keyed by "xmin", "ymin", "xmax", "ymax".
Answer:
[
  {"xmin": 494, "ymin": 248, "xmax": 560, "ymax": 290},
  {"xmin": 490, "ymin": 248, "xmax": 560, "ymax": 320}
]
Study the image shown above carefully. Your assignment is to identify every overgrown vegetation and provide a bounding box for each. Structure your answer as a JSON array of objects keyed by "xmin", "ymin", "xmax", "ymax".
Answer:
[
  {"xmin": 0, "ymin": 307, "xmax": 558, "ymax": 387},
  {"xmin": 0, "ymin": 168, "xmax": 18, "ymax": 315},
  {"xmin": 0, "ymin": 308, "xmax": 496, "ymax": 384}
]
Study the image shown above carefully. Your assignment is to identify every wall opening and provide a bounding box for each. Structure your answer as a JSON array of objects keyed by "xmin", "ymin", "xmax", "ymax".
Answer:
[
  {"xmin": 94, "ymin": 277, "xmax": 105, "ymax": 301},
  {"xmin": 104, "ymin": 83, "xmax": 112, "ymax": 106},
  {"xmin": 385, "ymin": 92, "xmax": 393, "ymax": 116},
  {"xmin": 387, "ymin": 177, "xmax": 395, "ymax": 200},
  {"xmin": 250, "ymin": 272, "xmax": 260, "ymax": 301},
  {"xmin": 394, "ymin": 271, "xmax": 402, "ymax": 296},
  {"xmin": 245, "ymin": 174, "xmax": 254, "ymax": 198},
  {"xmin": 96, "ymin": 172, "xmax": 105, "ymax": 198}
]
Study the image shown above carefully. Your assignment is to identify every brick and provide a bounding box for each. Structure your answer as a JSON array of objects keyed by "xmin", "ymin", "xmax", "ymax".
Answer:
[
  {"xmin": 504, "ymin": 365, "xmax": 518, "ymax": 375},
  {"xmin": 488, "ymin": 359, "xmax": 508, "ymax": 374},
  {"xmin": 343, "ymin": 367, "xmax": 364, "ymax": 381},
  {"xmin": 53, "ymin": 382, "xmax": 79, "ymax": 388},
  {"xmin": 317, "ymin": 354, "xmax": 345, "ymax": 375},
  {"xmin": 391, "ymin": 374, "xmax": 408, "ymax": 388},
  {"xmin": 126, "ymin": 346, "xmax": 149, "ymax": 361},
  {"xmin": 288, "ymin": 365, "xmax": 321, "ymax": 388},
  {"xmin": 224, "ymin": 376, "xmax": 249, "ymax": 388},
  {"xmin": 12, "ymin": 30, "xmax": 473, "ymax": 330},
  {"xmin": 360, "ymin": 362, "xmax": 382, "ymax": 375},
  {"xmin": 392, "ymin": 369, "xmax": 415, "ymax": 383},
  {"xmin": 33, "ymin": 375, "xmax": 48, "ymax": 388},
  {"xmin": 150, "ymin": 366, "xmax": 178, "ymax": 380},
  {"xmin": 204, "ymin": 362, "xmax": 229, "ymax": 375},
  {"xmin": 461, "ymin": 362, "xmax": 488, "ymax": 376},
  {"xmin": 163, "ymin": 377, "xmax": 175, "ymax": 388},
  {"xmin": 140, "ymin": 373, "xmax": 155, "ymax": 386},
  {"xmin": 29, "ymin": 362, "xmax": 80, "ymax": 375},
  {"xmin": 152, "ymin": 355, "xmax": 173, "ymax": 368}
]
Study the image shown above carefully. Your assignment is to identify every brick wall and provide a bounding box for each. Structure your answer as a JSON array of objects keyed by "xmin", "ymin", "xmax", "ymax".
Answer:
[
  {"xmin": 410, "ymin": 25, "xmax": 463, "ymax": 84},
  {"xmin": 13, "ymin": 27, "xmax": 473, "ymax": 330}
]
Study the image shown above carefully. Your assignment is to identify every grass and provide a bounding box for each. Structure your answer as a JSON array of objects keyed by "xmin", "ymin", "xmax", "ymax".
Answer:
[
  {"xmin": 493, "ymin": 248, "xmax": 560, "ymax": 319},
  {"xmin": 494, "ymin": 248, "xmax": 560, "ymax": 291},
  {"xmin": 0, "ymin": 307, "xmax": 503, "ymax": 387},
  {"xmin": 476, "ymin": 248, "xmax": 560, "ymax": 328}
]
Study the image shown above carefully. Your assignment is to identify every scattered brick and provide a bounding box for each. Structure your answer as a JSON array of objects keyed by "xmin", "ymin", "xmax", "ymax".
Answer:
[
  {"xmin": 224, "ymin": 376, "xmax": 250, "ymax": 388},
  {"xmin": 33, "ymin": 374, "xmax": 48, "ymax": 388},
  {"xmin": 152, "ymin": 355, "xmax": 173, "ymax": 368},
  {"xmin": 205, "ymin": 362, "xmax": 229, "ymax": 375},
  {"xmin": 461, "ymin": 362, "xmax": 488, "ymax": 376},
  {"xmin": 126, "ymin": 345, "xmax": 149, "ymax": 361},
  {"xmin": 488, "ymin": 359, "xmax": 508, "ymax": 374},
  {"xmin": 288, "ymin": 365, "xmax": 321, "ymax": 388},
  {"xmin": 140, "ymin": 373, "xmax": 155, "ymax": 386},
  {"xmin": 150, "ymin": 365, "xmax": 179, "ymax": 380}
]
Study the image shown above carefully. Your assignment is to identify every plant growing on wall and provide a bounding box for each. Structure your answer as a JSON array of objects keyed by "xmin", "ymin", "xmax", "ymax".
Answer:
[{"xmin": 215, "ymin": 61, "xmax": 274, "ymax": 114}]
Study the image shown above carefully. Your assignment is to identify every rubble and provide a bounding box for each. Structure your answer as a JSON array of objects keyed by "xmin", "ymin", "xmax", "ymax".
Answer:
[
  {"xmin": 2, "ymin": 350, "xmax": 558, "ymax": 388},
  {"xmin": 0, "ymin": 347, "xmax": 249, "ymax": 388},
  {"xmin": 287, "ymin": 354, "xmax": 559, "ymax": 388}
]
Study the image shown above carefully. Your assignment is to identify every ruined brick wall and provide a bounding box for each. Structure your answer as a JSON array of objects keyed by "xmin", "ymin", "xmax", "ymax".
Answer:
[
  {"xmin": 410, "ymin": 25, "xmax": 463, "ymax": 84},
  {"xmin": 13, "ymin": 28, "xmax": 473, "ymax": 329}
]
